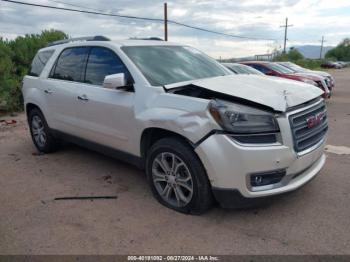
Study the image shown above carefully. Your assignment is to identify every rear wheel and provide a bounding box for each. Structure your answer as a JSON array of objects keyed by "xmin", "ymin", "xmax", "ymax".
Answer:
[
  {"xmin": 28, "ymin": 108, "xmax": 59, "ymax": 153},
  {"xmin": 146, "ymin": 137, "xmax": 213, "ymax": 214}
]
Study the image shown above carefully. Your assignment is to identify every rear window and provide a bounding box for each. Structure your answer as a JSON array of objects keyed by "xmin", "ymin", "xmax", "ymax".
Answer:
[
  {"xmin": 50, "ymin": 47, "xmax": 89, "ymax": 82},
  {"xmin": 29, "ymin": 50, "xmax": 54, "ymax": 76}
]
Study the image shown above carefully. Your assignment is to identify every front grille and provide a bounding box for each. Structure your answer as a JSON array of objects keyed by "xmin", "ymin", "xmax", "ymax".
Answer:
[{"xmin": 289, "ymin": 101, "xmax": 328, "ymax": 153}]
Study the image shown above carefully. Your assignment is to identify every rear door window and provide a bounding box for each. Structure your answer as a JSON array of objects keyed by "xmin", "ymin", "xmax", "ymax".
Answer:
[
  {"xmin": 29, "ymin": 50, "xmax": 54, "ymax": 76},
  {"xmin": 50, "ymin": 47, "xmax": 89, "ymax": 82},
  {"xmin": 84, "ymin": 47, "xmax": 130, "ymax": 86}
]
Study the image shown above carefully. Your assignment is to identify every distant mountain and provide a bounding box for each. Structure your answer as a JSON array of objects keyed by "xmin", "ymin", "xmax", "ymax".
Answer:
[{"xmin": 292, "ymin": 45, "xmax": 335, "ymax": 59}]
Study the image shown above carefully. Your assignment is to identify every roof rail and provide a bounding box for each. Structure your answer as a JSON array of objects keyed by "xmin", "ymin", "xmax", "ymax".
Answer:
[
  {"xmin": 129, "ymin": 37, "xmax": 164, "ymax": 41},
  {"xmin": 47, "ymin": 36, "xmax": 110, "ymax": 47}
]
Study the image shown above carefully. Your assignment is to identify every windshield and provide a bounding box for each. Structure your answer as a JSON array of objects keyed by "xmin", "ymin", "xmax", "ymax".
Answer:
[
  {"xmin": 268, "ymin": 63, "xmax": 295, "ymax": 74},
  {"xmin": 225, "ymin": 64, "xmax": 264, "ymax": 75},
  {"xmin": 240, "ymin": 64, "xmax": 264, "ymax": 75},
  {"xmin": 224, "ymin": 64, "xmax": 241, "ymax": 74},
  {"xmin": 122, "ymin": 46, "xmax": 230, "ymax": 86},
  {"xmin": 285, "ymin": 62, "xmax": 304, "ymax": 71}
]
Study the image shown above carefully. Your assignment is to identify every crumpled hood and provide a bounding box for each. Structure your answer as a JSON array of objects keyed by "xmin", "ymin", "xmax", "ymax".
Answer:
[{"xmin": 165, "ymin": 75, "xmax": 323, "ymax": 112}]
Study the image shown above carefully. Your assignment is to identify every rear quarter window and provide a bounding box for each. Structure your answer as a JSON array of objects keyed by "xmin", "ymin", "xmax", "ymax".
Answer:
[{"xmin": 29, "ymin": 50, "xmax": 55, "ymax": 77}]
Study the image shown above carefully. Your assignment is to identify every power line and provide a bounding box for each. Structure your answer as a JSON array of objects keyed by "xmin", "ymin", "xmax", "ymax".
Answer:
[
  {"xmin": 280, "ymin": 17, "xmax": 293, "ymax": 53},
  {"xmin": 170, "ymin": 20, "xmax": 275, "ymax": 40},
  {"xmin": 45, "ymin": 0, "xmax": 120, "ymax": 14},
  {"xmin": 1, "ymin": 0, "xmax": 164, "ymax": 22},
  {"xmin": 1, "ymin": 0, "xmax": 276, "ymax": 41},
  {"xmin": 319, "ymin": 36, "xmax": 326, "ymax": 59},
  {"xmin": 164, "ymin": 3, "xmax": 168, "ymax": 41}
]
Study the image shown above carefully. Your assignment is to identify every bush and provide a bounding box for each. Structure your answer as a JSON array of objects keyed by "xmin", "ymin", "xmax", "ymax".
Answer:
[
  {"xmin": 294, "ymin": 59, "xmax": 323, "ymax": 70},
  {"xmin": 0, "ymin": 30, "xmax": 67, "ymax": 112}
]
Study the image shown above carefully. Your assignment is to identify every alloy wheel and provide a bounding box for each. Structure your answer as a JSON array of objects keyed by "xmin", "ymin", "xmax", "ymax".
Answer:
[
  {"xmin": 152, "ymin": 152, "xmax": 194, "ymax": 207},
  {"xmin": 31, "ymin": 115, "xmax": 47, "ymax": 148}
]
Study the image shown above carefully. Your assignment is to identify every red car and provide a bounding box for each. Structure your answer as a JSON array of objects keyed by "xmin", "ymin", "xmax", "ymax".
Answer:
[{"xmin": 241, "ymin": 61, "xmax": 330, "ymax": 98}]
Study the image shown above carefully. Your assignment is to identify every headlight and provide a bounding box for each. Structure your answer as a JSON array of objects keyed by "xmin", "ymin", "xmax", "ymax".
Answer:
[
  {"xmin": 209, "ymin": 99, "xmax": 279, "ymax": 134},
  {"xmin": 301, "ymin": 79, "xmax": 318, "ymax": 86}
]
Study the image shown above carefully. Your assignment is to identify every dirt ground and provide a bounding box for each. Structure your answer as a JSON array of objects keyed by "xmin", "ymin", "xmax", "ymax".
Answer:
[{"xmin": 0, "ymin": 69, "xmax": 349, "ymax": 255}]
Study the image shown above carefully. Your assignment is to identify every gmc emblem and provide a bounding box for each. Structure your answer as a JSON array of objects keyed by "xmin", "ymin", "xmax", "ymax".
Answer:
[{"xmin": 306, "ymin": 112, "xmax": 325, "ymax": 128}]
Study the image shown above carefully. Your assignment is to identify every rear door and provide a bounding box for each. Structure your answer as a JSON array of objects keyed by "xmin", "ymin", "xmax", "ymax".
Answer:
[
  {"xmin": 24, "ymin": 49, "xmax": 55, "ymax": 123},
  {"xmin": 74, "ymin": 46, "xmax": 136, "ymax": 153},
  {"xmin": 43, "ymin": 47, "xmax": 89, "ymax": 135}
]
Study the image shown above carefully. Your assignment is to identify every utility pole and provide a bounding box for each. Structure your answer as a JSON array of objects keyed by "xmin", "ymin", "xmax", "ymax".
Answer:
[
  {"xmin": 319, "ymin": 36, "xmax": 326, "ymax": 59},
  {"xmin": 280, "ymin": 18, "xmax": 293, "ymax": 53},
  {"xmin": 164, "ymin": 3, "xmax": 168, "ymax": 41}
]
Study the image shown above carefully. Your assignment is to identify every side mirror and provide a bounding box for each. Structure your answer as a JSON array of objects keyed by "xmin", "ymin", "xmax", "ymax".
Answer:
[
  {"xmin": 103, "ymin": 73, "xmax": 127, "ymax": 90},
  {"xmin": 265, "ymin": 70, "xmax": 275, "ymax": 76}
]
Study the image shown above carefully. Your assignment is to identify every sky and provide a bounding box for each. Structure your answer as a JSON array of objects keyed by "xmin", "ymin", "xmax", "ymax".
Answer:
[{"xmin": 0, "ymin": 0, "xmax": 350, "ymax": 58}]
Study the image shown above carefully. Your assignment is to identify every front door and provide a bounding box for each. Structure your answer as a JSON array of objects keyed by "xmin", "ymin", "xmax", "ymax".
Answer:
[{"xmin": 74, "ymin": 47, "xmax": 136, "ymax": 153}]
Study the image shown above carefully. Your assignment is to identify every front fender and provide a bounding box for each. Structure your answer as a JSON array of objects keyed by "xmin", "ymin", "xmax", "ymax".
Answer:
[{"xmin": 136, "ymin": 93, "xmax": 220, "ymax": 144}]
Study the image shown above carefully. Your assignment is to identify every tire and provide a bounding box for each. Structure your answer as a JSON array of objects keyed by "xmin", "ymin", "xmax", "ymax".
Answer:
[
  {"xmin": 28, "ymin": 108, "xmax": 59, "ymax": 153},
  {"xmin": 146, "ymin": 137, "xmax": 213, "ymax": 214}
]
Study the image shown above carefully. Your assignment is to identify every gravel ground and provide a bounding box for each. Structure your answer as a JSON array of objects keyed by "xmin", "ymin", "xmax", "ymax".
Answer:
[{"xmin": 0, "ymin": 69, "xmax": 349, "ymax": 255}]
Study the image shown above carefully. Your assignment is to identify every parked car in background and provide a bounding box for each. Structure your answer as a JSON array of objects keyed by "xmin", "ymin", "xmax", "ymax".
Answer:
[
  {"xmin": 23, "ymin": 36, "xmax": 327, "ymax": 214},
  {"xmin": 242, "ymin": 61, "xmax": 331, "ymax": 98},
  {"xmin": 277, "ymin": 62, "xmax": 334, "ymax": 91},
  {"xmin": 222, "ymin": 63, "xmax": 264, "ymax": 75},
  {"xmin": 337, "ymin": 61, "xmax": 348, "ymax": 68},
  {"xmin": 321, "ymin": 61, "xmax": 343, "ymax": 69}
]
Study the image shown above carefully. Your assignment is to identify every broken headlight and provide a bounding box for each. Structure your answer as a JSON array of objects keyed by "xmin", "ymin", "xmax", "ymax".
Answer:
[{"xmin": 209, "ymin": 99, "xmax": 279, "ymax": 134}]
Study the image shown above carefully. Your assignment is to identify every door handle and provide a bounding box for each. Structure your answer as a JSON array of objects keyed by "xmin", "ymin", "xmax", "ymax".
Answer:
[
  {"xmin": 44, "ymin": 89, "xmax": 53, "ymax": 94},
  {"xmin": 77, "ymin": 94, "xmax": 89, "ymax": 101}
]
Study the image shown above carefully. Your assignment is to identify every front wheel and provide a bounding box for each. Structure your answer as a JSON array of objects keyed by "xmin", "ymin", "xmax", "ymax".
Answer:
[{"xmin": 146, "ymin": 137, "xmax": 213, "ymax": 214}]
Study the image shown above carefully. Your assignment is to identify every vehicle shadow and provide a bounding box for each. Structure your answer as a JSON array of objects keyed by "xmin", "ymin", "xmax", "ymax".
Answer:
[{"xmin": 43, "ymin": 142, "xmax": 315, "ymax": 218}]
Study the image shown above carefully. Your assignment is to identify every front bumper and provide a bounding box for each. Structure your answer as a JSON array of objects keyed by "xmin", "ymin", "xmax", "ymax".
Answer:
[
  {"xmin": 195, "ymin": 134, "xmax": 325, "ymax": 199},
  {"xmin": 194, "ymin": 98, "xmax": 327, "ymax": 208},
  {"xmin": 211, "ymin": 153, "xmax": 325, "ymax": 208}
]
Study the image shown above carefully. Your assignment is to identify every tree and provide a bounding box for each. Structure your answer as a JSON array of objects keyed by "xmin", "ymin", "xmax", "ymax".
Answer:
[
  {"xmin": 288, "ymin": 47, "xmax": 304, "ymax": 61},
  {"xmin": 326, "ymin": 38, "xmax": 350, "ymax": 61},
  {"xmin": 0, "ymin": 30, "xmax": 68, "ymax": 112},
  {"xmin": 273, "ymin": 47, "xmax": 304, "ymax": 62}
]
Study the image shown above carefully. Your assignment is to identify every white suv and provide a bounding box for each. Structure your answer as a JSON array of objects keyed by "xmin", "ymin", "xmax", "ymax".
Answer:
[{"xmin": 22, "ymin": 36, "xmax": 328, "ymax": 214}]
